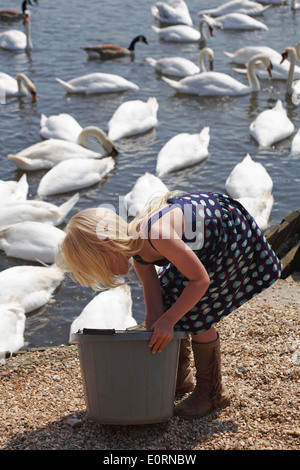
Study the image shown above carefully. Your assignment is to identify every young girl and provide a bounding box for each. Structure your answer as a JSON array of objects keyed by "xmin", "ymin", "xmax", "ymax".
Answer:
[{"xmin": 56, "ymin": 191, "xmax": 281, "ymax": 420}]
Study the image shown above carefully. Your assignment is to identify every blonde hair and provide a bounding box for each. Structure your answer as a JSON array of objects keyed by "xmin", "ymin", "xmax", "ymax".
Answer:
[{"xmin": 55, "ymin": 191, "xmax": 183, "ymax": 290}]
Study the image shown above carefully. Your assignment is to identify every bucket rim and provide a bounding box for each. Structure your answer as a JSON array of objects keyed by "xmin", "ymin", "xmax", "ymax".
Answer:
[{"xmin": 70, "ymin": 329, "xmax": 187, "ymax": 342}]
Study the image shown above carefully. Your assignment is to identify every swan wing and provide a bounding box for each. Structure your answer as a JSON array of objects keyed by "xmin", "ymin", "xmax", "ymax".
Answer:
[
  {"xmin": 108, "ymin": 97, "xmax": 158, "ymax": 140},
  {"xmin": 156, "ymin": 127, "xmax": 210, "ymax": 175},
  {"xmin": 249, "ymin": 100, "xmax": 295, "ymax": 147},
  {"xmin": 37, "ymin": 157, "xmax": 115, "ymax": 196}
]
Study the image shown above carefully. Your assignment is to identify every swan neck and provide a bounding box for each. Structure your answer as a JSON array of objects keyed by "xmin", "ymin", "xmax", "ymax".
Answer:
[
  {"xmin": 247, "ymin": 59, "xmax": 260, "ymax": 91},
  {"xmin": 25, "ymin": 16, "xmax": 33, "ymax": 49},
  {"xmin": 77, "ymin": 126, "xmax": 113, "ymax": 152},
  {"xmin": 286, "ymin": 48, "xmax": 296, "ymax": 94},
  {"xmin": 16, "ymin": 74, "xmax": 30, "ymax": 94}
]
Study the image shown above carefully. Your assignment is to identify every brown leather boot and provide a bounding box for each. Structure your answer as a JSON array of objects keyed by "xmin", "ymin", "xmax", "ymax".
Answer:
[
  {"xmin": 175, "ymin": 335, "xmax": 195, "ymax": 395},
  {"xmin": 174, "ymin": 334, "xmax": 230, "ymax": 419}
]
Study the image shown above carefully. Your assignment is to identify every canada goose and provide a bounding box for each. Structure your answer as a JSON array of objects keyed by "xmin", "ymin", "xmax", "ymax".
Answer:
[
  {"xmin": 0, "ymin": 0, "xmax": 31, "ymax": 21},
  {"xmin": 81, "ymin": 35, "xmax": 148, "ymax": 60}
]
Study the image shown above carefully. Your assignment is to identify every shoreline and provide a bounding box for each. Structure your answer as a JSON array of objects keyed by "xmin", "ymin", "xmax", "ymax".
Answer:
[{"xmin": 1, "ymin": 276, "xmax": 299, "ymax": 450}]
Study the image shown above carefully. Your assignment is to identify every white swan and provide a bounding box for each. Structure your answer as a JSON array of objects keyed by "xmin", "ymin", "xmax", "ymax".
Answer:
[
  {"xmin": 225, "ymin": 44, "xmax": 300, "ymax": 80},
  {"xmin": 40, "ymin": 113, "xmax": 83, "ymax": 141},
  {"xmin": 123, "ymin": 172, "xmax": 169, "ymax": 217},
  {"xmin": 249, "ymin": 100, "xmax": 294, "ymax": 147},
  {"xmin": 151, "ymin": 1, "xmax": 193, "ymax": 26},
  {"xmin": 0, "ymin": 174, "xmax": 28, "ymax": 205},
  {"xmin": 146, "ymin": 47, "xmax": 214, "ymax": 78},
  {"xmin": 0, "ymin": 72, "xmax": 37, "ymax": 99},
  {"xmin": 0, "ymin": 9, "xmax": 32, "ymax": 50},
  {"xmin": 237, "ymin": 192, "xmax": 274, "ymax": 231},
  {"xmin": 0, "ymin": 264, "xmax": 64, "ymax": 313},
  {"xmin": 291, "ymin": 128, "xmax": 300, "ymax": 154},
  {"xmin": 199, "ymin": 0, "xmax": 271, "ymax": 17},
  {"xmin": 280, "ymin": 44, "xmax": 300, "ymax": 94},
  {"xmin": 8, "ymin": 126, "xmax": 118, "ymax": 170},
  {"xmin": 151, "ymin": 18, "xmax": 213, "ymax": 43},
  {"xmin": 108, "ymin": 97, "xmax": 159, "ymax": 141},
  {"xmin": 0, "ymin": 300, "xmax": 26, "ymax": 354},
  {"xmin": 0, "ymin": 193, "xmax": 79, "ymax": 229},
  {"xmin": 81, "ymin": 35, "xmax": 148, "ymax": 60},
  {"xmin": 162, "ymin": 53, "xmax": 272, "ymax": 96},
  {"xmin": 0, "ymin": 221, "xmax": 66, "ymax": 263},
  {"xmin": 225, "ymin": 154, "xmax": 273, "ymax": 199},
  {"xmin": 69, "ymin": 284, "xmax": 137, "ymax": 339},
  {"xmin": 56, "ymin": 73, "xmax": 139, "ymax": 94},
  {"xmin": 156, "ymin": 127, "xmax": 210, "ymax": 176},
  {"xmin": 201, "ymin": 12, "xmax": 268, "ymax": 31},
  {"xmin": 40, "ymin": 113, "xmax": 113, "ymax": 152},
  {"xmin": 37, "ymin": 157, "xmax": 115, "ymax": 196}
]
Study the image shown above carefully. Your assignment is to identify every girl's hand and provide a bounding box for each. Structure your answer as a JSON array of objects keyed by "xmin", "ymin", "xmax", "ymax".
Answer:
[{"xmin": 149, "ymin": 317, "xmax": 174, "ymax": 354}]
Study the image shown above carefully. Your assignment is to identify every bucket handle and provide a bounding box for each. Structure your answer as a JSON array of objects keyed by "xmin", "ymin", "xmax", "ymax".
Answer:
[{"xmin": 80, "ymin": 328, "xmax": 116, "ymax": 335}]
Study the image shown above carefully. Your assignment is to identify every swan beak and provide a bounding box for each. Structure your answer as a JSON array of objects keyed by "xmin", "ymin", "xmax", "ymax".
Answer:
[
  {"xmin": 109, "ymin": 147, "xmax": 119, "ymax": 158},
  {"xmin": 280, "ymin": 51, "xmax": 288, "ymax": 64},
  {"xmin": 31, "ymin": 90, "xmax": 38, "ymax": 101},
  {"xmin": 267, "ymin": 62, "xmax": 273, "ymax": 78},
  {"xmin": 209, "ymin": 59, "xmax": 214, "ymax": 71},
  {"xmin": 209, "ymin": 26, "xmax": 214, "ymax": 37}
]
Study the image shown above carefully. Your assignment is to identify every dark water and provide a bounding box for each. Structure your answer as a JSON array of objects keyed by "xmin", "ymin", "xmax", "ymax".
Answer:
[{"xmin": 0, "ymin": 0, "xmax": 299, "ymax": 348}]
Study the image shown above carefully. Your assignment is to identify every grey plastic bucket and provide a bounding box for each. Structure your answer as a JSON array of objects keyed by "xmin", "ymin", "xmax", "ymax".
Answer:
[{"xmin": 71, "ymin": 329, "xmax": 186, "ymax": 425}]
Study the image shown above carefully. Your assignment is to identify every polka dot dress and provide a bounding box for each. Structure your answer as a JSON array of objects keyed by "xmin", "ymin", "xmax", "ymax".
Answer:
[{"xmin": 157, "ymin": 192, "xmax": 282, "ymax": 335}]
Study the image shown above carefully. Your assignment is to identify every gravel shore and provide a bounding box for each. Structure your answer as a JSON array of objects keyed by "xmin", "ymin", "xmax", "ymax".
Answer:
[{"xmin": 1, "ymin": 276, "xmax": 299, "ymax": 451}]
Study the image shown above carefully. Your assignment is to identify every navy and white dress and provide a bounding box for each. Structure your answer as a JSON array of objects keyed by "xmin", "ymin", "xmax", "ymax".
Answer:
[{"xmin": 133, "ymin": 192, "xmax": 282, "ymax": 335}]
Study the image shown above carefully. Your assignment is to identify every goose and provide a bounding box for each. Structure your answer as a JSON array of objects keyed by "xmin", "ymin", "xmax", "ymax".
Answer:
[
  {"xmin": 107, "ymin": 97, "xmax": 159, "ymax": 141},
  {"xmin": 280, "ymin": 44, "xmax": 300, "ymax": 94},
  {"xmin": 162, "ymin": 53, "xmax": 272, "ymax": 96},
  {"xmin": 123, "ymin": 172, "xmax": 169, "ymax": 217},
  {"xmin": 201, "ymin": 12, "xmax": 268, "ymax": 31},
  {"xmin": 249, "ymin": 100, "xmax": 294, "ymax": 147},
  {"xmin": 56, "ymin": 73, "xmax": 139, "ymax": 94},
  {"xmin": 291, "ymin": 0, "xmax": 300, "ymax": 9},
  {"xmin": 0, "ymin": 221, "xmax": 66, "ymax": 263},
  {"xmin": 0, "ymin": 193, "xmax": 79, "ymax": 229},
  {"xmin": 81, "ymin": 35, "xmax": 148, "ymax": 60},
  {"xmin": 151, "ymin": 18, "xmax": 213, "ymax": 43},
  {"xmin": 225, "ymin": 44, "xmax": 300, "ymax": 80},
  {"xmin": 69, "ymin": 285, "xmax": 136, "ymax": 340},
  {"xmin": 37, "ymin": 157, "xmax": 115, "ymax": 196},
  {"xmin": 0, "ymin": 300, "xmax": 26, "ymax": 354},
  {"xmin": 0, "ymin": 9, "xmax": 32, "ymax": 50},
  {"xmin": 291, "ymin": 128, "xmax": 300, "ymax": 154},
  {"xmin": 0, "ymin": 174, "xmax": 28, "ymax": 205},
  {"xmin": 146, "ymin": 47, "xmax": 214, "ymax": 78},
  {"xmin": 151, "ymin": 1, "xmax": 193, "ymax": 26},
  {"xmin": 236, "ymin": 192, "xmax": 274, "ymax": 231},
  {"xmin": 8, "ymin": 126, "xmax": 118, "ymax": 170},
  {"xmin": 198, "ymin": 0, "xmax": 271, "ymax": 17},
  {"xmin": 0, "ymin": 264, "xmax": 64, "ymax": 313},
  {"xmin": 225, "ymin": 154, "xmax": 273, "ymax": 199},
  {"xmin": 0, "ymin": 72, "xmax": 37, "ymax": 100},
  {"xmin": 156, "ymin": 127, "xmax": 210, "ymax": 176},
  {"xmin": 0, "ymin": 0, "xmax": 31, "ymax": 21}
]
